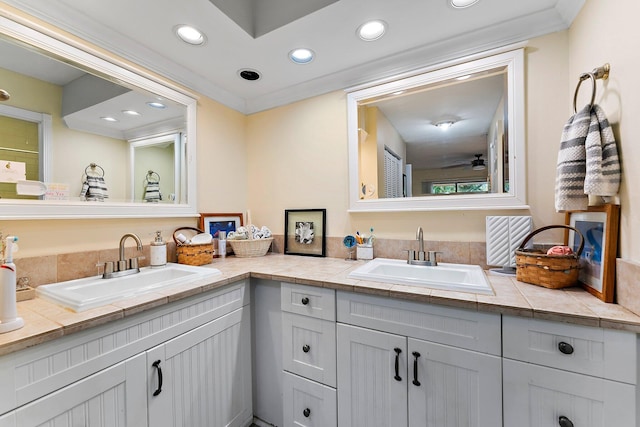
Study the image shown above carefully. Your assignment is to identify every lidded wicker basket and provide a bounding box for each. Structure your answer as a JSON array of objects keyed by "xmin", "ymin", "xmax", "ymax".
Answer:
[
  {"xmin": 515, "ymin": 225, "xmax": 584, "ymax": 289},
  {"xmin": 173, "ymin": 227, "xmax": 214, "ymax": 266},
  {"xmin": 227, "ymin": 238, "xmax": 273, "ymax": 258}
]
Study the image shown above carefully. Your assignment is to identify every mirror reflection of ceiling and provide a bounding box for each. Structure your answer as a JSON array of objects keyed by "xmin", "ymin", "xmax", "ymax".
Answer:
[
  {"xmin": 369, "ymin": 72, "xmax": 505, "ymax": 170},
  {"xmin": 3, "ymin": 0, "xmax": 584, "ymax": 114},
  {"xmin": 0, "ymin": 38, "xmax": 185, "ymax": 140}
]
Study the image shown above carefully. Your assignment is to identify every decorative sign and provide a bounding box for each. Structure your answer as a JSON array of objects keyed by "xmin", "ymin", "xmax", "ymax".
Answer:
[
  {"xmin": 44, "ymin": 183, "xmax": 70, "ymax": 200},
  {"xmin": 0, "ymin": 160, "xmax": 26, "ymax": 183}
]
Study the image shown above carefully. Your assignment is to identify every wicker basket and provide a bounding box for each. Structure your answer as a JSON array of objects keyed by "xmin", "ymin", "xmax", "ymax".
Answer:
[
  {"xmin": 173, "ymin": 227, "xmax": 214, "ymax": 266},
  {"xmin": 515, "ymin": 225, "xmax": 584, "ymax": 289},
  {"xmin": 228, "ymin": 238, "xmax": 273, "ymax": 258}
]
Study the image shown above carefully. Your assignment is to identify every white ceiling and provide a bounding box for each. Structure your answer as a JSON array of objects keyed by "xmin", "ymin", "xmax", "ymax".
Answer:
[{"xmin": 3, "ymin": 0, "xmax": 585, "ymax": 115}]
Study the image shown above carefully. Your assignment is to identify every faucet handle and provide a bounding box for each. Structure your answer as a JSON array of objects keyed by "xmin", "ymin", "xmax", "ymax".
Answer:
[{"xmin": 427, "ymin": 251, "xmax": 442, "ymax": 263}]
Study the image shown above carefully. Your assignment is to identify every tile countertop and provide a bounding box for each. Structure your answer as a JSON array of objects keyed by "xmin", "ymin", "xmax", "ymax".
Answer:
[{"xmin": 1, "ymin": 254, "xmax": 640, "ymax": 356}]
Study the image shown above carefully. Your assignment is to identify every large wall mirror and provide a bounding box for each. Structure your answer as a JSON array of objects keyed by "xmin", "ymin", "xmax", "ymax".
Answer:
[
  {"xmin": 347, "ymin": 48, "xmax": 527, "ymax": 211},
  {"xmin": 0, "ymin": 14, "xmax": 197, "ymax": 219}
]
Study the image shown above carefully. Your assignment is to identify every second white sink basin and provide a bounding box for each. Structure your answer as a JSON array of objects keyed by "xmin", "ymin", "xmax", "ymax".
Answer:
[
  {"xmin": 36, "ymin": 263, "xmax": 222, "ymax": 312},
  {"xmin": 348, "ymin": 258, "xmax": 493, "ymax": 295}
]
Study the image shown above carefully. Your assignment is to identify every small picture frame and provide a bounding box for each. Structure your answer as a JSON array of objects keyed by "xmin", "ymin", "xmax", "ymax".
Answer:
[
  {"xmin": 199, "ymin": 213, "xmax": 243, "ymax": 238},
  {"xmin": 284, "ymin": 209, "xmax": 326, "ymax": 257},
  {"xmin": 564, "ymin": 204, "xmax": 620, "ymax": 302}
]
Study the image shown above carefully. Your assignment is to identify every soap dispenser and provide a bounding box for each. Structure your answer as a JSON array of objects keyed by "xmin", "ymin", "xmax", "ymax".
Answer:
[
  {"xmin": 150, "ymin": 231, "xmax": 167, "ymax": 268},
  {"xmin": 0, "ymin": 236, "xmax": 24, "ymax": 333}
]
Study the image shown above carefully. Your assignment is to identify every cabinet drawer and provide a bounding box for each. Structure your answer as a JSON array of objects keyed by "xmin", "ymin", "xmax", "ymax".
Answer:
[
  {"xmin": 337, "ymin": 291, "xmax": 501, "ymax": 355},
  {"xmin": 504, "ymin": 359, "xmax": 636, "ymax": 427},
  {"xmin": 282, "ymin": 312, "xmax": 336, "ymax": 387},
  {"xmin": 281, "ymin": 282, "xmax": 335, "ymax": 321},
  {"xmin": 503, "ymin": 316, "xmax": 637, "ymax": 383},
  {"xmin": 283, "ymin": 372, "xmax": 336, "ymax": 427}
]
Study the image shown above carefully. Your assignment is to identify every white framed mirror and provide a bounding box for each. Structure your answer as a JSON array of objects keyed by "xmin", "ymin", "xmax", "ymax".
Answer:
[
  {"xmin": 0, "ymin": 14, "xmax": 197, "ymax": 219},
  {"xmin": 347, "ymin": 47, "xmax": 527, "ymax": 212}
]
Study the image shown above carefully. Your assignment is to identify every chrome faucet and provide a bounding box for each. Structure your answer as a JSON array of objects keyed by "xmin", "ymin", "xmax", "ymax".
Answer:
[
  {"xmin": 406, "ymin": 226, "xmax": 440, "ymax": 266},
  {"xmin": 102, "ymin": 233, "xmax": 144, "ymax": 279}
]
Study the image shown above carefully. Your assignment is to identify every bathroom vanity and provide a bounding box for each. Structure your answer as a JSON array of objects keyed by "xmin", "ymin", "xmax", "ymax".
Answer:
[{"xmin": 0, "ymin": 255, "xmax": 638, "ymax": 427}]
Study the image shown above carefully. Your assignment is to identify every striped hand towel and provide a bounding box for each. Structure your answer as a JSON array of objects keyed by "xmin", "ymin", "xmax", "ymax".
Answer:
[
  {"xmin": 584, "ymin": 104, "xmax": 621, "ymax": 197},
  {"xmin": 555, "ymin": 104, "xmax": 620, "ymax": 211},
  {"xmin": 80, "ymin": 176, "xmax": 109, "ymax": 202},
  {"xmin": 144, "ymin": 180, "xmax": 162, "ymax": 202}
]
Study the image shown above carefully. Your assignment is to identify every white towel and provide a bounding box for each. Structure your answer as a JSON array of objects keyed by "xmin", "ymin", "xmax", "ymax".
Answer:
[{"xmin": 555, "ymin": 104, "xmax": 620, "ymax": 211}]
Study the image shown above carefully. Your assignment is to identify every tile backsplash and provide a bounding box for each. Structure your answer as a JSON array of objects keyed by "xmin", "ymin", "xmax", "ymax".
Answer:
[{"xmin": 16, "ymin": 235, "xmax": 489, "ymax": 288}]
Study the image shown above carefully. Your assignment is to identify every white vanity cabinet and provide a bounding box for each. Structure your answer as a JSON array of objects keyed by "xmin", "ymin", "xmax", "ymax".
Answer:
[
  {"xmin": 0, "ymin": 352, "xmax": 147, "ymax": 427},
  {"xmin": 502, "ymin": 315, "xmax": 638, "ymax": 427},
  {"xmin": 0, "ymin": 280, "xmax": 252, "ymax": 427},
  {"xmin": 147, "ymin": 307, "xmax": 252, "ymax": 427},
  {"xmin": 281, "ymin": 282, "xmax": 337, "ymax": 427},
  {"xmin": 336, "ymin": 291, "xmax": 502, "ymax": 427}
]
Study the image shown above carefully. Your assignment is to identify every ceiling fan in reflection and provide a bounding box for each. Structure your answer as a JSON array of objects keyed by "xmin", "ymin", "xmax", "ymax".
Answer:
[{"xmin": 441, "ymin": 154, "xmax": 486, "ymax": 170}]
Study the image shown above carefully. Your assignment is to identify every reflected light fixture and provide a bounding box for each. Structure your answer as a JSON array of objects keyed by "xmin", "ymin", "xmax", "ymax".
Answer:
[
  {"xmin": 289, "ymin": 48, "xmax": 315, "ymax": 64},
  {"xmin": 101, "ymin": 116, "xmax": 118, "ymax": 122},
  {"xmin": 146, "ymin": 101, "xmax": 167, "ymax": 109},
  {"xmin": 174, "ymin": 25, "xmax": 206, "ymax": 46},
  {"xmin": 450, "ymin": 0, "xmax": 480, "ymax": 8},
  {"xmin": 357, "ymin": 20, "xmax": 387, "ymax": 41},
  {"xmin": 472, "ymin": 154, "xmax": 486, "ymax": 170},
  {"xmin": 122, "ymin": 110, "xmax": 141, "ymax": 116},
  {"xmin": 435, "ymin": 120, "xmax": 455, "ymax": 130}
]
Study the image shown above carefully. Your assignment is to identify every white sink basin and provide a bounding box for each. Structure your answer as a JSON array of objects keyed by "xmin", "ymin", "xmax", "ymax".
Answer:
[
  {"xmin": 348, "ymin": 258, "xmax": 493, "ymax": 295},
  {"xmin": 36, "ymin": 263, "xmax": 222, "ymax": 312}
]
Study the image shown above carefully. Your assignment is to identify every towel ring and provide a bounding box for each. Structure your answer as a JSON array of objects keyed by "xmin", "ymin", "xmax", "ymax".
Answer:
[
  {"xmin": 573, "ymin": 72, "xmax": 596, "ymax": 113},
  {"xmin": 145, "ymin": 170, "xmax": 160, "ymax": 182},
  {"xmin": 573, "ymin": 63, "xmax": 611, "ymax": 113},
  {"xmin": 84, "ymin": 163, "xmax": 105, "ymax": 177}
]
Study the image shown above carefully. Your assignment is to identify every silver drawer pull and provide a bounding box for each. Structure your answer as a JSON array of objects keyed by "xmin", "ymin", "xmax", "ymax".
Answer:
[{"xmin": 558, "ymin": 341, "xmax": 574, "ymax": 355}]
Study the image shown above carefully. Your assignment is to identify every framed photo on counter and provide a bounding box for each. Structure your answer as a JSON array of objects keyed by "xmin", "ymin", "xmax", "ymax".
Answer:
[
  {"xmin": 199, "ymin": 213, "xmax": 243, "ymax": 238},
  {"xmin": 284, "ymin": 209, "xmax": 326, "ymax": 257},
  {"xmin": 564, "ymin": 204, "xmax": 620, "ymax": 302}
]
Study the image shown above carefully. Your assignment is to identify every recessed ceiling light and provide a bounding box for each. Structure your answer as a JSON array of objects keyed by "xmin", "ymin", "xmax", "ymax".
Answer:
[
  {"xmin": 357, "ymin": 20, "xmax": 387, "ymax": 41},
  {"xmin": 174, "ymin": 25, "xmax": 206, "ymax": 46},
  {"xmin": 146, "ymin": 101, "xmax": 167, "ymax": 109},
  {"xmin": 289, "ymin": 48, "xmax": 315, "ymax": 64},
  {"xmin": 449, "ymin": 0, "xmax": 480, "ymax": 9},
  {"xmin": 122, "ymin": 110, "xmax": 141, "ymax": 116},
  {"xmin": 238, "ymin": 69, "xmax": 261, "ymax": 81},
  {"xmin": 101, "ymin": 116, "xmax": 118, "ymax": 122}
]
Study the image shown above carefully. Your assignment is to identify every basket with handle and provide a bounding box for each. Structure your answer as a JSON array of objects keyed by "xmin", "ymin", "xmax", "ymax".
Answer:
[
  {"xmin": 173, "ymin": 227, "xmax": 214, "ymax": 266},
  {"xmin": 515, "ymin": 224, "xmax": 584, "ymax": 289}
]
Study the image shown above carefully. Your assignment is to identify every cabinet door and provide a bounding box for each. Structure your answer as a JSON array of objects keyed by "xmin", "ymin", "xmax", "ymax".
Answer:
[
  {"xmin": 8, "ymin": 353, "xmax": 147, "ymax": 427},
  {"xmin": 337, "ymin": 324, "xmax": 407, "ymax": 427},
  {"xmin": 408, "ymin": 338, "xmax": 502, "ymax": 427},
  {"xmin": 504, "ymin": 359, "xmax": 636, "ymax": 427},
  {"xmin": 147, "ymin": 307, "xmax": 252, "ymax": 427}
]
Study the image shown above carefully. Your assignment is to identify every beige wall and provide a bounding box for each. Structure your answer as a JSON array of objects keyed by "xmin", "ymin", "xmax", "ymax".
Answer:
[{"xmin": 569, "ymin": 0, "xmax": 639, "ymax": 261}]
